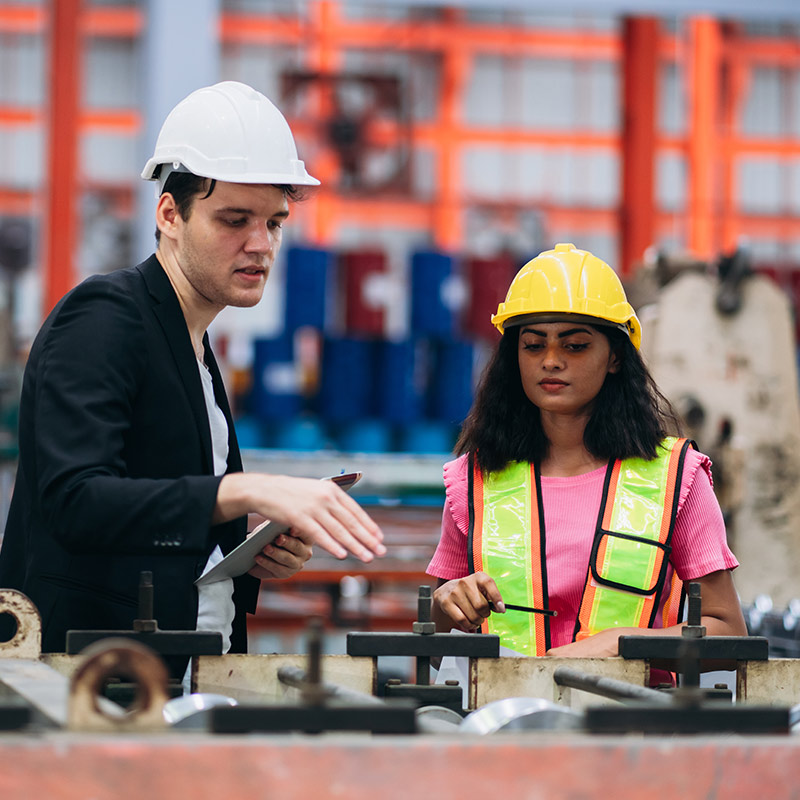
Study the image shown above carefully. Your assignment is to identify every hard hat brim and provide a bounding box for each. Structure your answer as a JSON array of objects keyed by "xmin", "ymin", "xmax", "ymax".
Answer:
[{"xmin": 496, "ymin": 311, "xmax": 641, "ymax": 350}]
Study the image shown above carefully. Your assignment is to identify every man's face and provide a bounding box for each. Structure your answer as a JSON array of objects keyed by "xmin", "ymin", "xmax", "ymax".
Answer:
[{"xmin": 172, "ymin": 181, "xmax": 290, "ymax": 311}]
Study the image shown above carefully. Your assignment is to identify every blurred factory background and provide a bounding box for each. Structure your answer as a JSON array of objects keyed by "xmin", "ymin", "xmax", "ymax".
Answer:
[{"xmin": 1, "ymin": 0, "xmax": 800, "ymax": 653}]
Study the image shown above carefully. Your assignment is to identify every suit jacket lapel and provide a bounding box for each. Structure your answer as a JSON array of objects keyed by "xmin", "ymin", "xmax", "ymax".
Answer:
[{"xmin": 138, "ymin": 256, "xmax": 214, "ymax": 474}]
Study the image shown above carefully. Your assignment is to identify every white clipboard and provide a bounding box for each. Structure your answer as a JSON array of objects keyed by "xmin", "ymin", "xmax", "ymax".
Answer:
[{"xmin": 194, "ymin": 471, "xmax": 363, "ymax": 587}]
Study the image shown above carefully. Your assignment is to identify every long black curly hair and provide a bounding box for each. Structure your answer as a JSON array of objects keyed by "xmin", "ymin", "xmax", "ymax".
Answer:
[{"xmin": 455, "ymin": 323, "xmax": 682, "ymax": 474}]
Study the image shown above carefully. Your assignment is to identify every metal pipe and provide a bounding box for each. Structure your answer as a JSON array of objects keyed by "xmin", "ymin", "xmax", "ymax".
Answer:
[
  {"xmin": 277, "ymin": 665, "xmax": 383, "ymax": 706},
  {"xmin": 553, "ymin": 666, "xmax": 673, "ymax": 706}
]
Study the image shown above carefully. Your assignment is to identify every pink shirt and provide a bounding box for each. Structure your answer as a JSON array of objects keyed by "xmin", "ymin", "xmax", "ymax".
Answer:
[{"xmin": 427, "ymin": 448, "xmax": 738, "ymax": 647}]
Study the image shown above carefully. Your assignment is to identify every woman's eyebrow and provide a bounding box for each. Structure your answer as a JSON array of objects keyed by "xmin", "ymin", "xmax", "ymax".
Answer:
[
  {"xmin": 520, "ymin": 326, "xmax": 593, "ymax": 337},
  {"xmin": 557, "ymin": 327, "xmax": 593, "ymax": 338}
]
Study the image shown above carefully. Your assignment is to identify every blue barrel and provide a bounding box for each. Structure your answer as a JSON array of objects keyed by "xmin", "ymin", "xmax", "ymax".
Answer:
[
  {"xmin": 284, "ymin": 245, "xmax": 332, "ymax": 332},
  {"xmin": 250, "ymin": 335, "xmax": 301, "ymax": 421},
  {"xmin": 318, "ymin": 337, "xmax": 376, "ymax": 423},
  {"xmin": 273, "ymin": 416, "xmax": 328, "ymax": 451},
  {"xmin": 410, "ymin": 250, "xmax": 459, "ymax": 338},
  {"xmin": 375, "ymin": 338, "xmax": 429, "ymax": 424},
  {"xmin": 399, "ymin": 420, "xmax": 456, "ymax": 454},
  {"xmin": 429, "ymin": 339, "xmax": 476, "ymax": 425},
  {"xmin": 336, "ymin": 419, "xmax": 392, "ymax": 453},
  {"xmin": 233, "ymin": 415, "xmax": 267, "ymax": 449}
]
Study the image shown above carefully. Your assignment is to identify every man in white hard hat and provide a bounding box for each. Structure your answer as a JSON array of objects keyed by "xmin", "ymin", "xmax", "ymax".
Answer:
[{"xmin": 0, "ymin": 82, "xmax": 385, "ymax": 674}]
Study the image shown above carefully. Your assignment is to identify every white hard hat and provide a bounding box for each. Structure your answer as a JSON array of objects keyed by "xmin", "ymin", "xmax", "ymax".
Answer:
[{"xmin": 141, "ymin": 81, "xmax": 320, "ymax": 192}]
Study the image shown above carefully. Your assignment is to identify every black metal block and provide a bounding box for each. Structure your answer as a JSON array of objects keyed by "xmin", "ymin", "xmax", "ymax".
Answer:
[
  {"xmin": 383, "ymin": 682, "xmax": 464, "ymax": 712},
  {"xmin": 210, "ymin": 702, "xmax": 417, "ymax": 735},
  {"xmin": 586, "ymin": 703, "xmax": 789, "ymax": 735},
  {"xmin": 618, "ymin": 634, "xmax": 769, "ymax": 670},
  {"xmin": 0, "ymin": 700, "xmax": 31, "ymax": 731}
]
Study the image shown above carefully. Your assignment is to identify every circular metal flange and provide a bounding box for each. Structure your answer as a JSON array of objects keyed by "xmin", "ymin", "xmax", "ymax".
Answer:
[
  {"xmin": 460, "ymin": 697, "xmax": 584, "ymax": 734},
  {"xmin": 0, "ymin": 589, "xmax": 42, "ymax": 659},
  {"xmin": 68, "ymin": 638, "xmax": 170, "ymax": 731}
]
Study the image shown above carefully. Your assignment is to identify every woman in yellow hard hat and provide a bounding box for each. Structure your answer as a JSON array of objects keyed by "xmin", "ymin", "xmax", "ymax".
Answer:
[{"xmin": 426, "ymin": 243, "xmax": 746, "ymax": 665}]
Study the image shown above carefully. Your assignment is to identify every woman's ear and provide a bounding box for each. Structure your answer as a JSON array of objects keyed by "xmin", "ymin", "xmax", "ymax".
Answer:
[{"xmin": 607, "ymin": 349, "xmax": 622, "ymax": 374}]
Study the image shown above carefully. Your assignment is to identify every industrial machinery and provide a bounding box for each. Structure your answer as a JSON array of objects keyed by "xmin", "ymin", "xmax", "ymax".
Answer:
[
  {"xmin": 3, "ymin": 581, "xmax": 800, "ymax": 799},
  {"xmin": 636, "ymin": 249, "xmax": 800, "ymax": 609}
]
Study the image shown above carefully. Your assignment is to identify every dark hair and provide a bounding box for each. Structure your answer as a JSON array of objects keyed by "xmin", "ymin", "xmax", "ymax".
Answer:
[
  {"xmin": 455, "ymin": 324, "xmax": 682, "ymax": 473},
  {"xmin": 153, "ymin": 170, "xmax": 307, "ymax": 243}
]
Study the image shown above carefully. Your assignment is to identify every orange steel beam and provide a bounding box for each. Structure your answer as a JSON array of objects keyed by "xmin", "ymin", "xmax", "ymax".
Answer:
[
  {"xmin": 0, "ymin": 4, "xmax": 143, "ymax": 37},
  {"xmin": 431, "ymin": 8, "xmax": 469, "ymax": 251},
  {"xmin": 720, "ymin": 28, "xmax": 751, "ymax": 254},
  {"xmin": 0, "ymin": 188, "xmax": 37, "ymax": 216},
  {"xmin": 81, "ymin": 6, "xmax": 142, "ymax": 36},
  {"xmin": 620, "ymin": 17, "xmax": 660, "ymax": 276},
  {"xmin": 0, "ymin": 107, "xmax": 39, "ymax": 125},
  {"xmin": 717, "ymin": 214, "xmax": 800, "ymax": 238},
  {"xmin": 44, "ymin": 0, "xmax": 82, "ymax": 316},
  {"xmin": 218, "ymin": 13, "xmax": 308, "ymax": 44},
  {"xmin": 305, "ymin": 0, "xmax": 344, "ymax": 245},
  {"xmin": 0, "ymin": 105, "xmax": 139, "ymax": 133},
  {"xmin": 288, "ymin": 117, "xmax": 620, "ymax": 150},
  {"xmin": 220, "ymin": 12, "xmax": 620, "ymax": 60},
  {"xmin": 722, "ymin": 35, "xmax": 800, "ymax": 68},
  {"xmin": 0, "ymin": 5, "xmax": 43, "ymax": 33},
  {"xmin": 686, "ymin": 16, "xmax": 722, "ymax": 261}
]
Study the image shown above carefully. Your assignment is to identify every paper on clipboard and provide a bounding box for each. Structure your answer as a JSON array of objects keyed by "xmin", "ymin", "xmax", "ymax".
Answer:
[{"xmin": 194, "ymin": 471, "xmax": 362, "ymax": 587}]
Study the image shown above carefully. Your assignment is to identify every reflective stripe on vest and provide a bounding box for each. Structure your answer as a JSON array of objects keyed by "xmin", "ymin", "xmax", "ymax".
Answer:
[
  {"xmin": 468, "ymin": 437, "xmax": 691, "ymax": 656},
  {"xmin": 468, "ymin": 455, "xmax": 551, "ymax": 656},
  {"xmin": 574, "ymin": 437, "xmax": 691, "ymax": 640}
]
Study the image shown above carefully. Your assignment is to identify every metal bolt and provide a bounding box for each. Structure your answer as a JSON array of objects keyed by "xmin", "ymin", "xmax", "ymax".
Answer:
[
  {"xmin": 133, "ymin": 571, "xmax": 157, "ymax": 632},
  {"xmin": 412, "ymin": 585, "xmax": 436, "ymax": 635}
]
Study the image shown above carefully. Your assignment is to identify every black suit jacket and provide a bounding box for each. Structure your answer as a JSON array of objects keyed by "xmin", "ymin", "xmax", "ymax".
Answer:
[{"xmin": 0, "ymin": 256, "xmax": 259, "ymax": 666}]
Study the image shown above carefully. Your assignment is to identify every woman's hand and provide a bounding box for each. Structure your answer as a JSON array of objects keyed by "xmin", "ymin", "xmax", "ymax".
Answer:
[
  {"xmin": 432, "ymin": 573, "xmax": 505, "ymax": 632},
  {"xmin": 248, "ymin": 532, "xmax": 313, "ymax": 580},
  {"xmin": 545, "ymin": 569, "xmax": 749, "ymax": 658},
  {"xmin": 545, "ymin": 626, "xmax": 632, "ymax": 658}
]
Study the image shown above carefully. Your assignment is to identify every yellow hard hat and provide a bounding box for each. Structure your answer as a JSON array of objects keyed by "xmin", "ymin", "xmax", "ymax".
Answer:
[{"xmin": 491, "ymin": 242, "xmax": 641, "ymax": 350}]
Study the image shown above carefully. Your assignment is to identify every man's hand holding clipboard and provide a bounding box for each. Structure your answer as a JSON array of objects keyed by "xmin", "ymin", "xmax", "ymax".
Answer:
[{"xmin": 196, "ymin": 472, "xmax": 366, "ymax": 587}]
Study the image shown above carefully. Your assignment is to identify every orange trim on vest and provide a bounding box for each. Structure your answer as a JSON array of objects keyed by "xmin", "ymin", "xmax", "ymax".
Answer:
[
  {"xmin": 471, "ymin": 457, "xmax": 485, "ymax": 575},
  {"xmin": 661, "ymin": 571, "xmax": 684, "ymax": 628},
  {"xmin": 471, "ymin": 457, "xmax": 491, "ymax": 636},
  {"xmin": 528, "ymin": 463, "xmax": 548, "ymax": 654}
]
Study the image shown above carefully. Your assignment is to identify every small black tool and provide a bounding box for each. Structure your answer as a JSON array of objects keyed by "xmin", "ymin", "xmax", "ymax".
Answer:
[{"xmin": 491, "ymin": 602, "xmax": 557, "ymax": 616}]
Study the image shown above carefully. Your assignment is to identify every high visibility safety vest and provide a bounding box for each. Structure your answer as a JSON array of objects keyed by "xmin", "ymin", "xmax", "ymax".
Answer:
[{"xmin": 468, "ymin": 437, "xmax": 692, "ymax": 656}]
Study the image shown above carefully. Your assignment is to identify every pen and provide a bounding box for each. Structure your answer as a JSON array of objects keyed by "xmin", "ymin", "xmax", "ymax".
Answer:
[{"xmin": 491, "ymin": 602, "xmax": 558, "ymax": 617}]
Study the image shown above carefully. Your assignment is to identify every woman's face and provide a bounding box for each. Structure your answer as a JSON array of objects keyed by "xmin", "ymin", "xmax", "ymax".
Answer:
[{"xmin": 517, "ymin": 321, "xmax": 620, "ymax": 418}]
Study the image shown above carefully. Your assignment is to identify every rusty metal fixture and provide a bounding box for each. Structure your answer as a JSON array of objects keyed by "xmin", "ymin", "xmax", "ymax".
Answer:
[
  {"xmin": 68, "ymin": 638, "xmax": 169, "ymax": 731},
  {"xmin": 0, "ymin": 589, "xmax": 42, "ymax": 660}
]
